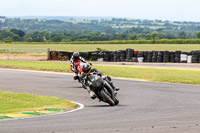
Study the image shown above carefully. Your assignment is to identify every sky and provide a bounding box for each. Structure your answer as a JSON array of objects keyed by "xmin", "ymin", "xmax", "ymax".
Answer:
[{"xmin": 0, "ymin": 0, "xmax": 200, "ymax": 21}]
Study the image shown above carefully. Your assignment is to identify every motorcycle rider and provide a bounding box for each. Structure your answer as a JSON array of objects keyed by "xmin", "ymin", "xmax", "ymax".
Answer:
[
  {"xmin": 70, "ymin": 52, "xmax": 87, "ymax": 80},
  {"xmin": 79, "ymin": 63, "xmax": 120, "ymax": 99}
]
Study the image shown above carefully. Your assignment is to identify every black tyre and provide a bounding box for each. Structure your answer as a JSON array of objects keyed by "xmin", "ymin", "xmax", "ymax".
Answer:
[
  {"xmin": 114, "ymin": 93, "xmax": 119, "ymax": 105},
  {"xmin": 100, "ymin": 89, "xmax": 115, "ymax": 106}
]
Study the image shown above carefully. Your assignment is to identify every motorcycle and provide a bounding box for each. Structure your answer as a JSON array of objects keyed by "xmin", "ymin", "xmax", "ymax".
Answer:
[{"xmin": 82, "ymin": 72, "xmax": 119, "ymax": 106}]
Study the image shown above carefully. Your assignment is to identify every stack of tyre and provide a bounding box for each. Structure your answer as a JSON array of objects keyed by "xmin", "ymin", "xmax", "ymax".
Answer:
[
  {"xmin": 91, "ymin": 52, "xmax": 98, "ymax": 61},
  {"xmin": 163, "ymin": 51, "xmax": 170, "ymax": 63},
  {"xmin": 110, "ymin": 52, "xmax": 114, "ymax": 62},
  {"xmin": 191, "ymin": 51, "xmax": 200, "ymax": 63},
  {"xmin": 126, "ymin": 48, "xmax": 134, "ymax": 62},
  {"xmin": 120, "ymin": 50, "xmax": 126, "ymax": 62},
  {"xmin": 175, "ymin": 51, "xmax": 181, "ymax": 63},
  {"xmin": 152, "ymin": 51, "xmax": 158, "ymax": 62},
  {"xmin": 98, "ymin": 52, "xmax": 104, "ymax": 61},
  {"xmin": 103, "ymin": 51, "xmax": 110, "ymax": 61},
  {"xmin": 147, "ymin": 51, "xmax": 153, "ymax": 62},
  {"xmin": 88, "ymin": 49, "xmax": 200, "ymax": 64},
  {"xmin": 116, "ymin": 51, "xmax": 121, "ymax": 62},
  {"xmin": 169, "ymin": 52, "xmax": 175, "ymax": 63},
  {"xmin": 142, "ymin": 51, "xmax": 148, "ymax": 62},
  {"xmin": 113, "ymin": 51, "xmax": 118, "ymax": 62},
  {"xmin": 157, "ymin": 51, "xmax": 163, "ymax": 63}
]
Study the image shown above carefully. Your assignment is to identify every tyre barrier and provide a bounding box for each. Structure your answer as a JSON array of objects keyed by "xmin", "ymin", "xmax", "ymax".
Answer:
[{"xmin": 49, "ymin": 49, "xmax": 200, "ymax": 63}]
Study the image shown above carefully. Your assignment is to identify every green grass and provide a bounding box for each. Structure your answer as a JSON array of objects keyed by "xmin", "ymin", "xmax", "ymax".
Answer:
[
  {"xmin": 95, "ymin": 65, "xmax": 200, "ymax": 84},
  {"xmin": 1, "ymin": 44, "xmax": 200, "ymax": 52},
  {"xmin": 0, "ymin": 60, "xmax": 200, "ymax": 85},
  {"xmin": 0, "ymin": 91, "xmax": 77, "ymax": 114},
  {"xmin": 0, "ymin": 60, "xmax": 70, "ymax": 72}
]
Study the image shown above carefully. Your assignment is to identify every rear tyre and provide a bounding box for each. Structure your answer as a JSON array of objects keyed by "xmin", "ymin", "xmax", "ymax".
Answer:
[{"xmin": 100, "ymin": 89, "xmax": 115, "ymax": 106}]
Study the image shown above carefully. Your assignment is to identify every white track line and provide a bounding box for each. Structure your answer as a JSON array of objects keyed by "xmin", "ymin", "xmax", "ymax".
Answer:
[
  {"xmin": 0, "ymin": 69, "xmax": 85, "ymax": 121},
  {"xmin": 0, "ymin": 101, "xmax": 84, "ymax": 121}
]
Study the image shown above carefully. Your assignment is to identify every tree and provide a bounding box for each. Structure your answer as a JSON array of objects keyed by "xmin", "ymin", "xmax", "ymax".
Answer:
[
  {"xmin": 12, "ymin": 35, "xmax": 21, "ymax": 41},
  {"xmin": 151, "ymin": 33, "xmax": 158, "ymax": 42},
  {"xmin": 0, "ymin": 32, "xmax": 2, "ymax": 40},
  {"xmin": 178, "ymin": 31, "xmax": 187, "ymax": 39},
  {"xmin": 1, "ymin": 30, "xmax": 15, "ymax": 40},
  {"xmin": 3, "ymin": 37, "xmax": 13, "ymax": 43},
  {"xmin": 51, "ymin": 35, "xmax": 63, "ymax": 42},
  {"xmin": 18, "ymin": 30, "xmax": 25, "ymax": 37},
  {"xmin": 10, "ymin": 29, "xmax": 25, "ymax": 37},
  {"xmin": 10, "ymin": 29, "xmax": 19, "ymax": 35},
  {"xmin": 31, "ymin": 31, "xmax": 44, "ymax": 42},
  {"xmin": 24, "ymin": 33, "xmax": 32, "ymax": 42},
  {"xmin": 128, "ymin": 34, "xmax": 138, "ymax": 40},
  {"xmin": 197, "ymin": 32, "xmax": 200, "ymax": 39},
  {"xmin": 105, "ymin": 28, "xmax": 116, "ymax": 35}
]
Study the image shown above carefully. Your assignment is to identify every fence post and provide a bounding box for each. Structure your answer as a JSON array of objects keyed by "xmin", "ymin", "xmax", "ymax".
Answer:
[
  {"xmin": 47, "ymin": 48, "xmax": 50, "ymax": 60},
  {"xmin": 7, "ymin": 49, "xmax": 9, "ymax": 60}
]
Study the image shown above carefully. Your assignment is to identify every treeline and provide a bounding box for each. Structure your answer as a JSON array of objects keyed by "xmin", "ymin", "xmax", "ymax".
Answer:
[
  {"xmin": 1, "ymin": 18, "xmax": 200, "ymax": 39},
  {"xmin": 1, "ymin": 29, "xmax": 200, "ymax": 43},
  {"xmin": 7, "ymin": 39, "xmax": 200, "ymax": 44},
  {"xmin": 2, "ymin": 18, "xmax": 111, "ymax": 33}
]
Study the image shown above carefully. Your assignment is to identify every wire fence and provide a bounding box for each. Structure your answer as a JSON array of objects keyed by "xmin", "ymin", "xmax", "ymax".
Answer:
[{"xmin": 0, "ymin": 48, "xmax": 50, "ymax": 60}]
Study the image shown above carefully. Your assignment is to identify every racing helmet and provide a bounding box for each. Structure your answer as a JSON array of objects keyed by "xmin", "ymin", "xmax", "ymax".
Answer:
[
  {"xmin": 82, "ymin": 63, "xmax": 91, "ymax": 75},
  {"xmin": 73, "ymin": 52, "xmax": 80, "ymax": 61}
]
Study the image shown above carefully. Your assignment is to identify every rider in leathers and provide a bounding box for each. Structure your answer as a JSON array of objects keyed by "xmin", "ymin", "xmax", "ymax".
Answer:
[
  {"xmin": 70, "ymin": 52, "xmax": 86, "ymax": 80},
  {"xmin": 79, "ymin": 63, "xmax": 120, "ymax": 99}
]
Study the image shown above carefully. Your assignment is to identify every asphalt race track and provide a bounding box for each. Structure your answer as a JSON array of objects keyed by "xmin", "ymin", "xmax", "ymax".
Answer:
[{"xmin": 0, "ymin": 69, "xmax": 200, "ymax": 133}]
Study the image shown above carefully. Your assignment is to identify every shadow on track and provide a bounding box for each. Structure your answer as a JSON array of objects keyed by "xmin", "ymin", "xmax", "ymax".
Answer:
[
  {"xmin": 71, "ymin": 86, "xmax": 84, "ymax": 88},
  {"xmin": 86, "ymin": 104, "xmax": 125, "ymax": 108}
]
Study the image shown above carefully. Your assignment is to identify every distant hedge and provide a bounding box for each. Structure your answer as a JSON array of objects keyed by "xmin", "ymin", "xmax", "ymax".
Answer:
[{"xmin": 1, "ymin": 39, "xmax": 200, "ymax": 44}]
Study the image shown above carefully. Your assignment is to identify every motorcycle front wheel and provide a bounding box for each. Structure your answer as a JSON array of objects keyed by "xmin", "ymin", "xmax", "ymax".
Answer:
[
  {"xmin": 100, "ymin": 89, "xmax": 115, "ymax": 106},
  {"xmin": 114, "ymin": 95, "xmax": 119, "ymax": 105}
]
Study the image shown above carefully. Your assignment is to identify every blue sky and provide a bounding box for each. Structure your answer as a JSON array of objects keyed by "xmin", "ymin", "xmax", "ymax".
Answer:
[{"xmin": 0, "ymin": 0, "xmax": 200, "ymax": 21}]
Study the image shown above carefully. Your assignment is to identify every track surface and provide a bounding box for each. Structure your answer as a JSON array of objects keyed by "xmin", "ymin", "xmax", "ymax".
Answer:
[{"xmin": 0, "ymin": 69, "xmax": 200, "ymax": 133}]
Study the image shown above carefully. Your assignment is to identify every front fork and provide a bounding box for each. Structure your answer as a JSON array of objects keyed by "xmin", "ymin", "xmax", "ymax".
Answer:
[{"xmin": 104, "ymin": 81, "xmax": 115, "ymax": 100}]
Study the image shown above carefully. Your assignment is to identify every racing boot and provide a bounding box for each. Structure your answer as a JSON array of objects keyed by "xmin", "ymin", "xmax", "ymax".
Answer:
[
  {"xmin": 114, "ymin": 87, "xmax": 120, "ymax": 91},
  {"xmin": 89, "ymin": 91, "xmax": 96, "ymax": 100},
  {"xmin": 109, "ymin": 81, "xmax": 120, "ymax": 91},
  {"xmin": 106, "ymin": 76, "xmax": 120, "ymax": 91}
]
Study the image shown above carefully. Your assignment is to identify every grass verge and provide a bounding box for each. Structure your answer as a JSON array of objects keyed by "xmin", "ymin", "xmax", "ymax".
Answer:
[
  {"xmin": 0, "ymin": 91, "xmax": 77, "ymax": 114},
  {"xmin": 1, "ymin": 44, "xmax": 200, "ymax": 52},
  {"xmin": 0, "ymin": 60, "xmax": 200, "ymax": 85}
]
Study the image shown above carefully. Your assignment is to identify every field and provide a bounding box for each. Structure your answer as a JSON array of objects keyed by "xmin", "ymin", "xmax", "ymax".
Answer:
[{"xmin": 1, "ymin": 44, "xmax": 200, "ymax": 52}]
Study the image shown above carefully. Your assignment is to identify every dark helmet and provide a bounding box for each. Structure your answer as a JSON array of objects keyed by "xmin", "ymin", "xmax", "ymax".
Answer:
[
  {"xmin": 73, "ymin": 52, "xmax": 80, "ymax": 61},
  {"xmin": 82, "ymin": 63, "xmax": 91, "ymax": 75}
]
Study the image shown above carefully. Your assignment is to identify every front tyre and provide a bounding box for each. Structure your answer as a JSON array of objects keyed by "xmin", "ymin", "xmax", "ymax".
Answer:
[
  {"xmin": 100, "ymin": 89, "xmax": 115, "ymax": 106},
  {"xmin": 114, "ymin": 92, "xmax": 119, "ymax": 105},
  {"xmin": 114, "ymin": 96, "xmax": 119, "ymax": 105}
]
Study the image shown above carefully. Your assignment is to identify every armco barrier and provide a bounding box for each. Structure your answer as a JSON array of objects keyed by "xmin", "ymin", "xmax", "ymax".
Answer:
[{"xmin": 49, "ymin": 49, "xmax": 200, "ymax": 63}]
